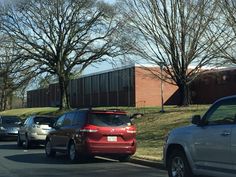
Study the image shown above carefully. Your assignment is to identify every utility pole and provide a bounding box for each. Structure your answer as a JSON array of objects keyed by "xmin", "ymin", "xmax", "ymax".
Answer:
[{"xmin": 159, "ymin": 62, "xmax": 165, "ymax": 113}]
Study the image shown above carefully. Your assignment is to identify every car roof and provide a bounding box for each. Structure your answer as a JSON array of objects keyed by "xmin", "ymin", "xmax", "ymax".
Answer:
[
  {"xmin": 90, "ymin": 110, "xmax": 127, "ymax": 114},
  {"xmin": 213, "ymin": 95, "xmax": 236, "ymax": 104},
  {"xmin": 74, "ymin": 108, "xmax": 127, "ymax": 114},
  {"xmin": 0, "ymin": 115, "xmax": 20, "ymax": 119},
  {"xmin": 31, "ymin": 115, "xmax": 56, "ymax": 118}
]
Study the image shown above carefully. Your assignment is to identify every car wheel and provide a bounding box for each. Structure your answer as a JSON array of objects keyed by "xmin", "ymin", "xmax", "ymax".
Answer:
[
  {"xmin": 25, "ymin": 136, "xmax": 31, "ymax": 149},
  {"xmin": 68, "ymin": 142, "xmax": 78, "ymax": 162},
  {"xmin": 45, "ymin": 140, "xmax": 56, "ymax": 157},
  {"xmin": 118, "ymin": 155, "xmax": 131, "ymax": 162},
  {"xmin": 167, "ymin": 150, "xmax": 193, "ymax": 177},
  {"xmin": 17, "ymin": 134, "xmax": 23, "ymax": 147}
]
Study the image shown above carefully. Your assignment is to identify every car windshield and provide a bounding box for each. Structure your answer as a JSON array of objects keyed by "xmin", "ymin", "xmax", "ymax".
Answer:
[
  {"xmin": 88, "ymin": 113, "xmax": 131, "ymax": 127},
  {"xmin": 1, "ymin": 116, "xmax": 21, "ymax": 124},
  {"xmin": 34, "ymin": 117, "xmax": 55, "ymax": 125}
]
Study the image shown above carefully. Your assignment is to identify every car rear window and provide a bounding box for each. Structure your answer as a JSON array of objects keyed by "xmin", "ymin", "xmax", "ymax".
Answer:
[
  {"xmin": 34, "ymin": 117, "xmax": 55, "ymax": 125},
  {"xmin": 1, "ymin": 116, "xmax": 21, "ymax": 124},
  {"xmin": 88, "ymin": 113, "xmax": 131, "ymax": 127}
]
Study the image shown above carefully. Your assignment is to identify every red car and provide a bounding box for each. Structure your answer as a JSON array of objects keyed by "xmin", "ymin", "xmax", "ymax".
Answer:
[{"xmin": 45, "ymin": 109, "xmax": 137, "ymax": 162}]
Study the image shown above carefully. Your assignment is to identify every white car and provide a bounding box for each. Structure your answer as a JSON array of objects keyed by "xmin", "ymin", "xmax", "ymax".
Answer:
[{"xmin": 17, "ymin": 115, "xmax": 57, "ymax": 148}]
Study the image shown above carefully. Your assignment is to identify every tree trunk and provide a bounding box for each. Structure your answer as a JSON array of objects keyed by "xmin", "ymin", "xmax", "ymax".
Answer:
[
  {"xmin": 3, "ymin": 93, "xmax": 7, "ymax": 111},
  {"xmin": 58, "ymin": 76, "xmax": 70, "ymax": 110},
  {"xmin": 178, "ymin": 83, "xmax": 191, "ymax": 106},
  {"xmin": 8, "ymin": 93, "xmax": 13, "ymax": 109},
  {"xmin": 0, "ymin": 91, "xmax": 3, "ymax": 111}
]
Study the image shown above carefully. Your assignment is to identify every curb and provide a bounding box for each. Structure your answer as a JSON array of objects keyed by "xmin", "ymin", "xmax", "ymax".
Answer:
[{"xmin": 130, "ymin": 158, "xmax": 166, "ymax": 170}]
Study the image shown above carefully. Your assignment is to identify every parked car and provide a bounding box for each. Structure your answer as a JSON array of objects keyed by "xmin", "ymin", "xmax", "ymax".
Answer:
[
  {"xmin": 45, "ymin": 109, "xmax": 138, "ymax": 162},
  {"xmin": 164, "ymin": 95, "xmax": 236, "ymax": 177},
  {"xmin": 17, "ymin": 115, "xmax": 56, "ymax": 148},
  {"xmin": 0, "ymin": 115, "xmax": 22, "ymax": 140}
]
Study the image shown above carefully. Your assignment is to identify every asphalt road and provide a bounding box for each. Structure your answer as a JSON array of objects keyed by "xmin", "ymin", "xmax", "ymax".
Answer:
[{"xmin": 0, "ymin": 141, "xmax": 168, "ymax": 177}]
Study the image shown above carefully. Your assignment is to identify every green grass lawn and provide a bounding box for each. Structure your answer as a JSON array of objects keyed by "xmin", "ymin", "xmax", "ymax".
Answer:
[
  {"xmin": 131, "ymin": 105, "xmax": 209, "ymax": 161},
  {"xmin": 0, "ymin": 105, "xmax": 210, "ymax": 161},
  {"xmin": 0, "ymin": 107, "xmax": 59, "ymax": 119}
]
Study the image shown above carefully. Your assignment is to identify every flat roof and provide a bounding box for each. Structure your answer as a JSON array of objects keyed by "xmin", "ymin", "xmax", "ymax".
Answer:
[
  {"xmin": 80, "ymin": 64, "xmax": 236, "ymax": 79},
  {"xmin": 80, "ymin": 63, "xmax": 159, "ymax": 78}
]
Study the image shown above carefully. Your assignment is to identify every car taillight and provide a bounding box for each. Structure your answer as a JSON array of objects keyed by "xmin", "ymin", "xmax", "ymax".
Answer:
[{"xmin": 79, "ymin": 129, "xmax": 98, "ymax": 133}]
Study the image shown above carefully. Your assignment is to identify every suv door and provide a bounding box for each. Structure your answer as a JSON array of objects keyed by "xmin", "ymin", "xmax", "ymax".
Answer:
[
  {"xmin": 192, "ymin": 98, "xmax": 236, "ymax": 171},
  {"xmin": 230, "ymin": 117, "xmax": 236, "ymax": 169}
]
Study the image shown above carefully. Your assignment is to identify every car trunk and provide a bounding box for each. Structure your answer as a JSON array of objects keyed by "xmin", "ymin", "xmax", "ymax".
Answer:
[
  {"xmin": 82, "ymin": 113, "xmax": 136, "ymax": 148},
  {"xmin": 33, "ymin": 124, "xmax": 52, "ymax": 135}
]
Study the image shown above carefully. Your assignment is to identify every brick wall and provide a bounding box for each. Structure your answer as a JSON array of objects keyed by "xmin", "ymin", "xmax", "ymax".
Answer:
[{"xmin": 134, "ymin": 67, "xmax": 179, "ymax": 107}]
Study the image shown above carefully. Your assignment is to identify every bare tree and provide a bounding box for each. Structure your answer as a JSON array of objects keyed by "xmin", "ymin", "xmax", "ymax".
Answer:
[
  {"xmin": 0, "ymin": 37, "xmax": 34, "ymax": 111},
  {"xmin": 0, "ymin": 0, "xmax": 127, "ymax": 110},
  {"xmin": 122, "ymin": 0, "xmax": 226, "ymax": 106},
  {"xmin": 215, "ymin": 0, "xmax": 236, "ymax": 65}
]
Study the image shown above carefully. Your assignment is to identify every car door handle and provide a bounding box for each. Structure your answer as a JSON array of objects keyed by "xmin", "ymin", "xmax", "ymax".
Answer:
[{"xmin": 221, "ymin": 131, "xmax": 231, "ymax": 136}]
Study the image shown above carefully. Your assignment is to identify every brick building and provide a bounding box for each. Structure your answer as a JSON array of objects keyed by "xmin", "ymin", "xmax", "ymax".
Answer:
[
  {"xmin": 190, "ymin": 67, "xmax": 236, "ymax": 104},
  {"xmin": 27, "ymin": 65, "xmax": 236, "ymax": 108},
  {"xmin": 27, "ymin": 65, "xmax": 179, "ymax": 108}
]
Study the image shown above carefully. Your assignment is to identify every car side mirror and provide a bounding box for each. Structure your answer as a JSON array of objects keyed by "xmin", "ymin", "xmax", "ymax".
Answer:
[
  {"xmin": 130, "ymin": 113, "xmax": 144, "ymax": 121},
  {"xmin": 52, "ymin": 122, "xmax": 61, "ymax": 130},
  {"xmin": 16, "ymin": 122, "xmax": 23, "ymax": 126},
  {"xmin": 191, "ymin": 115, "xmax": 202, "ymax": 125}
]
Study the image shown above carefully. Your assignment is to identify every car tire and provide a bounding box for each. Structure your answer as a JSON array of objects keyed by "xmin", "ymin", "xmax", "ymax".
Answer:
[
  {"xmin": 25, "ymin": 135, "xmax": 31, "ymax": 149},
  {"xmin": 167, "ymin": 149, "xmax": 193, "ymax": 177},
  {"xmin": 68, "ymin": 142, "xmax": 78, "ymax": 162},
  {"xmin": 45, "ymin": 139, "xmax": 56, "ymax": 157},
  {"xmin": 17, "ymin": 134, "xmax": 23, "ymax": 147},
  {"xmin": 118, "ymin": 155, "xmax": 131, "ymax": 162}
]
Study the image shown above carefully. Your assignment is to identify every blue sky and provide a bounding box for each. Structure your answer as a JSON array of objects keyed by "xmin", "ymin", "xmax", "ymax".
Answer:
[{"xmin": 104, "ymin": 0, "xmax": 116, "ymax": 4}]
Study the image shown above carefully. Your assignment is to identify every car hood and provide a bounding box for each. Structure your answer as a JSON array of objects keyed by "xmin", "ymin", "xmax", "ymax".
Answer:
[{"xmin": 170, "ymin": 124, "xmax": 196, "ymax": 135}]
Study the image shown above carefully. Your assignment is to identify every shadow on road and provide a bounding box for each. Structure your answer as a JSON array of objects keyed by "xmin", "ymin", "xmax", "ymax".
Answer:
[
  {"xmin": 0, "ymin": 143, "xmax": 44, "ymax": 150},
  {"xmin": 5, "ymin": 153, "xmax": 116, "ymax": 165},
  {"xmin": 0, "ymin": 143, "xmax": 20, "ymax": 150}
]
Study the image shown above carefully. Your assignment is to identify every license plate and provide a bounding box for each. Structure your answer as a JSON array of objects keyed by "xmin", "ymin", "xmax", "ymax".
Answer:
[{"xmin": 107, "ymin": 136, "xmax": 117, "ymax": 142}]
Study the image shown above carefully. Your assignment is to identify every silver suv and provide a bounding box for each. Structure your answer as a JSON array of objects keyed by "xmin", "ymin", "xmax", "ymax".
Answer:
[
  {"xmin": 17, "ymin": 115, "xmax": 56, "ymax": 148},
  {"xmin": 164, "ymin": 95, "xmax": 236, "ymax": 177}
]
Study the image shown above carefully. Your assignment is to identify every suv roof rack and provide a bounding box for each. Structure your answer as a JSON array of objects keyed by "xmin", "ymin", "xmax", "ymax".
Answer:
[
  {"xmin": 76, "ymin": 108, "xmax": 126, "ymax": 113},
  {"xmin": 76, "ymin": 107, "xmax": 92, "ymax": 111},
  {"xmin": 106, "ymin": 109, "xmax": 123, "ymax": 112}
]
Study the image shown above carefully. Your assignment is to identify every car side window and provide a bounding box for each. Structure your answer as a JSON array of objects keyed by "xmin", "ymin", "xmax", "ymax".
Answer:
[
  {"xmin": 28, "ymin": 118, "xmax": 33, "ymax": 125},
  {"xmin": 56, "ymin": 115, "xmax": 65, "ymax": 127},
  {"xmin": 72, "ymin": 111, "xmax": 87, "ymax": 127},
  {"xmin": 24, "ymin": 118, "xmax": 30, "ymax": 126},
  {"xmin": 62, "ymin": 113, "xmax": 74, "ymax": 127},
  {"xmin": 205, "ymin": 99, "xmax": 236, "ymax": 125}
]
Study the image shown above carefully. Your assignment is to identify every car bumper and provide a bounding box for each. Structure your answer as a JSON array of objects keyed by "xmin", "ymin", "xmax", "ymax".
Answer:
[
  {"xmin": 0, "ymin": 132, "xmax": 18, "ymax": 139},
  {"xmin": 88, "ymin": 145, "xmax": 136, "ymax": 155},
  {"xmin": 28, "ymin": 133, "xmax": 47, "ymax": 141},
  {"xmin": 78, "ymin": 141, "xmax": 136, "ymax": 155}
]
